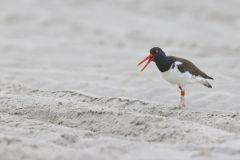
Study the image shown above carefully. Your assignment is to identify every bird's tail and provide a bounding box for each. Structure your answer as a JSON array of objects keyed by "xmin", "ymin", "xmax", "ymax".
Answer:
[{"xmin": 201, "ymin": 80, "xmax": 212, "ymax": 88}]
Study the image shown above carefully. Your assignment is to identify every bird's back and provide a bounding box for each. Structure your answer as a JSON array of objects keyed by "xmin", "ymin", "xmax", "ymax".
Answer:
[{"xmin": 169, "ymin": 56, "xmax": 213, "ymax": 80}]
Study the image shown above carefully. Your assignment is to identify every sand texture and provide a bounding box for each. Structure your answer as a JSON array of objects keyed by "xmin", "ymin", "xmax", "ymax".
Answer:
[{"xmin": 0, "ymin": 0, "xmax": 240, "ymax": 159}]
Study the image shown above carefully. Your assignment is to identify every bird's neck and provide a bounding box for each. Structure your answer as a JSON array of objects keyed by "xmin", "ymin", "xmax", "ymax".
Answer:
[{"xmin": 154, "ymin": 56, "xmax": 173, "ymax": 72}]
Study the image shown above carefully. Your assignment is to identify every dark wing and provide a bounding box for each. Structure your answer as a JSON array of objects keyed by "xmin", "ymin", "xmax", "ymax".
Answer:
[{"xmin": 171, "ymin": 56, "xmax": 214, "ymax": 80}]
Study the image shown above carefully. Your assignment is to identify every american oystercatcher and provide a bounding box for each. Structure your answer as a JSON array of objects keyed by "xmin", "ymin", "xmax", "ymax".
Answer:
[{"xmin": 138, "ymin": 47, "xmax": 213, "ymax": 108}]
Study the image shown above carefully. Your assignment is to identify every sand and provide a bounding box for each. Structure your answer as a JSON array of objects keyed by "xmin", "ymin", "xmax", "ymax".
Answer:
[{"xmin": 0, "ymin": 0, "xmax": 240, "ymax": 159}]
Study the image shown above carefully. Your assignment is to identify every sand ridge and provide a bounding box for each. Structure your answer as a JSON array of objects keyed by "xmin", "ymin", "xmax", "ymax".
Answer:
[{"xmin": 0, "ymin": 82, "xmax": 240, "ymax": 159}]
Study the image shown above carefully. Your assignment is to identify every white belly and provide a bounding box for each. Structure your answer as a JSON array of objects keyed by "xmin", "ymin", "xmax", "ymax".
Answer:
[{"xmin": 161, "ymin": 67, "xmax": 193, "ymax": 86}]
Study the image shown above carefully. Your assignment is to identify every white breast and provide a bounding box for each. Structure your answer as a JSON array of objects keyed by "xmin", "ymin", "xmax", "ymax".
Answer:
[{"xmin": 161, "ymin": 62, "xmax": 195, "ymax": 87}]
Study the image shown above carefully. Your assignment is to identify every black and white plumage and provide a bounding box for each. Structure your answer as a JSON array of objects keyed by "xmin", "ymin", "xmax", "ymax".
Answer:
[{"xmin": 137, "ymin": 47, "xmax": 214, "ymax": 108}]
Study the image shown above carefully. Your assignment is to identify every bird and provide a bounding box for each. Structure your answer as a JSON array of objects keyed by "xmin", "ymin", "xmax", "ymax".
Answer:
[{"xmin": 137, "ymin": 47, "xmax": 213, "ymax": 108}]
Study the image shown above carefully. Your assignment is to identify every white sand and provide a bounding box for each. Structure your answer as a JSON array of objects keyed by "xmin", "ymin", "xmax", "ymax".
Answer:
[{"xmin": 0, "ymin": 0, "xmax": 240, "ymax": 159}]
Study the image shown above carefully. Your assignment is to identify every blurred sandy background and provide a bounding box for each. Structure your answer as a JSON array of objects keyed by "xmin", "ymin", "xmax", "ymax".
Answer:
[{"xmin": 0, "ymin": 0, "xmax": 240, "ymax": 160}]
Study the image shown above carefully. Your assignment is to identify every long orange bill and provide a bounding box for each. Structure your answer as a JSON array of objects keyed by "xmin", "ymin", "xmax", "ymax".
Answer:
[{"xmin": 137, "ymin": 54, "xmax": 154, "ymax": 72}]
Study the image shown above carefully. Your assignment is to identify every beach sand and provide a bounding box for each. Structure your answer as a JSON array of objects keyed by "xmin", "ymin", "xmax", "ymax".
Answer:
[{"xmin": 0, "ymin": 0, "xmax": 240, "ymax": 159}]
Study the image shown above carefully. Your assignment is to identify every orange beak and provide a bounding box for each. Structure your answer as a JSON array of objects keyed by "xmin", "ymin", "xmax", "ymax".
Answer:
[{"xmin": 137, "ymin": 54, "xmax": 154, "ymax": 72}]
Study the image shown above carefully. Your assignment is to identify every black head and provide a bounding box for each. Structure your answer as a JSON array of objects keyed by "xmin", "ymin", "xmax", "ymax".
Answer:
[
  {"xmin": 150, "ymin": 47, "xmax": 166, "ymax": 57},
  {"xmin": 137, "ymin": 47, "xmax": 167, "ymax": 72}
]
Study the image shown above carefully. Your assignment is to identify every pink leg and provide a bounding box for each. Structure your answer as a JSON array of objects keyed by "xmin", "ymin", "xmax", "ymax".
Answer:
[{"xmin": 179, "ymin": 87, "xmax": 186, "ymax": 108}]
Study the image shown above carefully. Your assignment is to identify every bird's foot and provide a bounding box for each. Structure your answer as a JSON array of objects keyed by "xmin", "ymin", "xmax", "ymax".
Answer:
[{"xmin": 179, "ymin": 96, "xmax": 186, "ymax": 108}]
